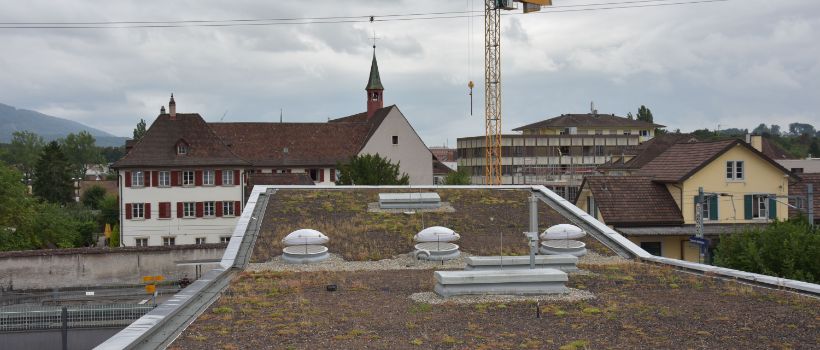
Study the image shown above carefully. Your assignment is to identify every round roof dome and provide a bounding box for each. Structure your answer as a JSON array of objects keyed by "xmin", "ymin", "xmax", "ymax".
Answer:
[
  {"xmin": 414, "ymin": 226, "xmax": 460, "ymax": 242},
  {"xmin": 282, "ymin": 229, "xmax": 329, "ymax": 246},
  {"xmin": 541, "ymin": 224, "xmax": 585, "ymax": 240}
]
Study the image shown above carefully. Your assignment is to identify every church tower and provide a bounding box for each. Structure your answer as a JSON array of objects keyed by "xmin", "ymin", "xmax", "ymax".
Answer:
[{"xmin": 365, "ymin": 48, "xmax": 384, "ymax": 118}]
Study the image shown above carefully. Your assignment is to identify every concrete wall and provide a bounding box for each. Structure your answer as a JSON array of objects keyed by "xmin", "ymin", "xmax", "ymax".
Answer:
[
  {"xmin": 0, "ymin": 245, "xmax": 225, "ymax": 290},
  {"xmin": 119, "ymin": 169, "xmax": 244, "ymax": 246},
  {"xmin": 359, "ymin": 107, "xmax": 433, "ymax": 185}
]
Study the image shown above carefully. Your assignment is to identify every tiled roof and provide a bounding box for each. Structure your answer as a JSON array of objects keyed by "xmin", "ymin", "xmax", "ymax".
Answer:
[
  {"xmin": 580, "ymin": 176, "xmax": 683, "ymax": 227},
  {"xmin": 598, "ymin": 134, "xmax": 699, "ymax": 171},
  {"xmin": 513, "ymin": 113, "xmax": 664, "ymax": 131},
  {"xmin": 112, "ymin": 113, "xmax": 249, "ymax": 168},
  {"xmin": 247, "ymin": 173, "xmax": 315, "ymax": 186},
  {"xmin": 789, "ymin": 173, "xmax": 820, "ymax": 223},
  {"xmin": 761, "ymin": 138, "xmax": 791, "ymax": 159}
]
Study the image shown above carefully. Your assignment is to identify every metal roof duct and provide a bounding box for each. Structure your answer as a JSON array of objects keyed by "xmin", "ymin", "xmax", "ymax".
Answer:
[{"xmin": 378, "ymin": 192, "xmax": 441, "ymax": 209}]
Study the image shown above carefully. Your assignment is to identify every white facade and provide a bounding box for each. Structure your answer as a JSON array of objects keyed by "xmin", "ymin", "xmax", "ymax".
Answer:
[
  {"xmin": 358, "ymin": 107, "xmax": 433, "ymax": 185},
  {"xmin": 118, "ymin": 168, "xmax": 245, "ymax": 246}
]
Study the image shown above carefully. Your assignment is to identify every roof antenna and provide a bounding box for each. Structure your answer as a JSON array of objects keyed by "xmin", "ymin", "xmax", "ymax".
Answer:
[
  {"xmin": 280, "ymin": 108, "xmax": 283, "ymax": 123},
  {"xmin": 220, "ymin": 110, "xmax": 228, "ymax": 121}
]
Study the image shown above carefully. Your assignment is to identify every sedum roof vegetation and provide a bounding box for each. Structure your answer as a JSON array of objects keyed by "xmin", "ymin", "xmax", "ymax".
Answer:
[{"xmin": 170, "ymin": 189, "xmax": 820, "ymax": 350}]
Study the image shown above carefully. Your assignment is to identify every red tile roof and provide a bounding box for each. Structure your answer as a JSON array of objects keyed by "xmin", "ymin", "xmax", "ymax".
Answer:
[
  {"xmin": 579, "ymin": 176, "xmax": 683, "ymax": 227},
  {"xmin": 112, "ymin": 113, "xmax": 249, "ymax": 168},
  {"xmin": 789, "ymin": 173, "xmax": 820, "ymax": 223},
  {"xmin": 598, "ymin": 134, "xmax": 699, "ymax": 171},
  {"xmin": 513, "ymin": 113, "xmax": 664, "ymax": 131}
]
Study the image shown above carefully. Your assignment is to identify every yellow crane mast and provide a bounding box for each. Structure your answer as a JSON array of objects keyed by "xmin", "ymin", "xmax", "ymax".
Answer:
[{"xmin": 484, "ymin": 0, "xmax": 552, "ymax": 185}]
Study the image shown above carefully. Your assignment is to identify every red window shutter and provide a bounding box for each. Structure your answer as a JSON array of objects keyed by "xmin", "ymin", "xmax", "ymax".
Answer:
[
  {"xmin": 125, "ymin": 172, "xmax": 131, "ymax": 187},
  {"xmin": 330, "ymin": 168, "xmax": 336, "ymax": 182},
  {"xmin": 195, "ymin": 170, "xmax": 203, "ymax": 186},
  {"xmin": 172, "ymin": 171, "xmax": 181, "ymax": 186},
  {"xmin": 216, "ymin": 201, "xmax": 223, "ymax": 217},
  {"xmin": 196, "ymin": 202, "xmax": 204, "ymax": 218},
  {"xmin": 151, "ymin": 171, "xmax": 159, "ymax": 187},
  {"xmin": 158, "ymin": 202, "xmax": 168, "ymax": 218},
  {"xmin": 177, "ymin": 202, "xmax": 183, "ymax": 218},
  {"xmin": 234, "ymin": 201, "xmax": 241, "ymax": 215},
  {"xmin": 125, "ymin": 203, "xmax": 132, "ymax": 219},
  {"xmin": 215, "ymin": 169, "xmax": 222, "ymax": 185},
  {"xmin": 234, "ymin": 170, "xmax": 240, "ymax": 186},
  {"xmin": 320, "ymin": 169, "xmax": 325, "ymax": 182},
  {"xmin": 145, "ymin": 203, "xmax": 151, "ymax": 219}
]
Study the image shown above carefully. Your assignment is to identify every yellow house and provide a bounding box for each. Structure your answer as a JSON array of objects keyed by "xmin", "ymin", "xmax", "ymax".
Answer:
[{"xmin": 576, "ymin": 139, "xmax": 796, "ymax": 262}]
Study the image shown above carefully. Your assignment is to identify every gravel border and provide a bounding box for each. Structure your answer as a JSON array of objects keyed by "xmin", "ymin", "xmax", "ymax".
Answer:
[{"xmin": 409, "ymin": 288, "xmax": 596, "ymax": 305}]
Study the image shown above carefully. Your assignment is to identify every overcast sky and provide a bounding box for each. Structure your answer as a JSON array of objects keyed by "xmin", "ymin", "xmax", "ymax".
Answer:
[{"xmin": 1, "ymin": 0, "xmax": 818, "ymax": 146}]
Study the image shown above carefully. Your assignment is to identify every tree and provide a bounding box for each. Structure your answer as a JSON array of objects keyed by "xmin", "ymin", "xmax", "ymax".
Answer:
[
  {"xmin": 809, "ymin": 140, "xmax": 820, "ymax": 158},
  {"xmin": 7, "ymin": 131, "xmax": 44, "ymax": 182},
  {"xmin": 81, "ymin": 185, "xmax": 107, "ymax": 210},
  {"xmin": 336, "ymin": 154, "xmax": 410, "ymax": 185},
  {"xmin": 714, "ymin": 219, "xmax": 819, "ymax": 283},
  {"xmin": 770, "ymin": 124, "xmax": 781, "ymax": 136},
  {"xmin": 788, "ymin": 122, "xmax": 816, "ymax": 136},
  {"xmin": 626, "ymin": 112, "xmax": 634, "ymax": 120},
  {"xmin": 98, "ymin": 194, "xmax": 119, "ymax": 227},
  {"xmin": 33, "ymin": 141, "xmax": 74, "ymax": 204},
  {"xmin": 133, "ymin": 119, "xmax": 147, "ymax": 141},
  {"xmin": 443, "ymin": 168, "xmax": 471, "ymax": 185},
  {"xmin": 109, "ymin": 224, "xmax": 120, "ymax": 248},
  {"xmin": 636, "ymin": 105, "xmax": 653, "ymax": 124},
  {"xmin": 752, "ymin": 123, "xmax": 770, "ymax": 135},
  {"xmin": 0, "ymin": 163, "xmax": 33, "ymax": 232},
  {"xmin": 61, "ymin": 131, "xmax": 103, "ymax": 180}
]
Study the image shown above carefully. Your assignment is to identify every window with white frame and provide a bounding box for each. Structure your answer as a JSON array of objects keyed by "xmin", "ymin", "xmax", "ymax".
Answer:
[
  {"xmin": 220, "ymin": 236, "xmax": 231, "ymax": 243},
  {"xmin": 158, "ymin": 171, "xmax": 170, "ymax": 187},
  {"xmin": 726, "ymin": 161, "xmax": 744, "ymax": 180},
  {"xmin": 203, "ymin": 170, "xmax": 215, "ymax": 186},
  {"xmin": 640, "ymin": 130, "xmax": 649, "ymax": 137},
  {"xmin": 752, "ymin": 194, "xmax": 768, "ymax": 219},
  {"xmin": 132, "ymin": 203, "xmax": 145, "ymax": 219},
  {"xmin": 203, "ymin": 201, "xmax": 215, "ymax": 217},
  {"xmin": 177, "ymin": 143, "xmax": 188, "ymax": 155},
  {"xmin": 195, "ymin": 237, "xmax": 207, "ymax": 245},
  {"xmin": 222, "ymin": 170, "xmax": 234, "ymax": 185},
  {"xmin": 135, "ymin": 238, "xmax": 148, "ymax": 247},
  {"xmin": 222, "ymin": 201, "xmax": 235, "ymax": 216},
  {"xmin": 183, "ymin": 202, "xmax": 195, "ymax": 218},
  {"xmin": 132, "ymin": 171, "xmax": 145, "ymax": 187},
  {"xmin": 163, "ymin": 237, "xmax": 176, "ymax": 246},
  {"xmin": 182, "ymin": 171, "xmax": 195, "ymax": 186}
]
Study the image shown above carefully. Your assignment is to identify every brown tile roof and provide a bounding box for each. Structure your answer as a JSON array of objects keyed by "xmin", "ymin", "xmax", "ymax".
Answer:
[
  {"xmin": 638, "ymin": 139, "xmax": 795, "ymax": 183},
  {"xmin": 598, "ymin": 134, "xmax": 699, "ymax": 171},
  {"xmin": 789, "ymin": 173, "xmax": 820, "ymax": 223},
  {"xmin": 579, "ymin": 176, "xmax": 683, "ymax": 227},
  {"xmin": 513, "ymin": 113, "xmax": 664, "ymax": 131},
  {"xmin": 112, "ymin": 113, "xmax": 249, "ymax": 168},
  {"xmin": 79, "ymin": 180, "xmax": 118, "ymax": 199},
  {"xmin": 761, "ymin": 137, "xmax": 792, "ymax": 160},
  {"xmin": 247, "ymin": 173, "xmax": 315, "ymax": 186}
]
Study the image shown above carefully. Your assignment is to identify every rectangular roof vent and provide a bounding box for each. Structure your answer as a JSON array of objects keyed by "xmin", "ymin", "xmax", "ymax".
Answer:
[{"xmin": 379, "ymin": 193, "xmax": 441, "ymax": 209}]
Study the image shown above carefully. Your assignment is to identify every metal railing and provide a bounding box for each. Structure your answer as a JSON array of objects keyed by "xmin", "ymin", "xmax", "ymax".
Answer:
[{"xmin": 0, "ymin": 304, "xmax": 155, "ymax": 332}]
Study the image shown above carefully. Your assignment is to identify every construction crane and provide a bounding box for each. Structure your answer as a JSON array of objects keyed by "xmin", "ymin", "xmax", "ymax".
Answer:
[{"xmin": 484, "ymin": 0, "xmax": 552, "ymax": 185}]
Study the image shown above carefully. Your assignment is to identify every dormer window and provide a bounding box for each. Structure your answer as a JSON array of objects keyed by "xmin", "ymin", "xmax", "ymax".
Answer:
[{"xmin": 176, "ymin": 140, "xmax": 189, "ymax": 155}]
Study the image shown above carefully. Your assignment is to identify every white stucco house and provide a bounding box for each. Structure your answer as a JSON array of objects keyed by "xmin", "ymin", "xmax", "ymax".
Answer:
[{"xmin": 112, "ymin": 51, "xmax": 433, "ymax": 246}]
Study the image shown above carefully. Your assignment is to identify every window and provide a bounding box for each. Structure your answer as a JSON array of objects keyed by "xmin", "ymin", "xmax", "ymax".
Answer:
[
  {"xmin": 392, "ymin": 135, "xmax": 399, "ymax": 145},
  {"xmin": 203, "ymin": 170, "xmax": 214, "ymax": 186},
  {"xmin": 183, "ymin": 202, "xmax": 195, "ymax": 218},
  {"xmin": 695, "ymin": 195, "xmax": 717, "ymax": 221},
  {"xmin": 132, "ymin": 171, "xmax": 145, "ymax": 187},
  {"xmin": 177, "ymin": 143, "xmax": 188, "ymax": 155},
  {"xmin": 309, "ymin": 169, "xmax": 319, "ymax": 181},
  {"xmin": 158, "ymin": 171, "xmax": 170, "ymax": 187},
  {"xmin": 222, "ymin": 201, "xmax": 236, "ymax": 217},
  {"xmin": 182, "ymin": 171, "xmax": 195, "ymax": 186},
  {"xmin": 203, "ymin": 201, "xmax": 215, "ymax": 217},
  {"xmin": 752, "ymin": 194, "xmax": 768, "ymax": 219},
  {"xmin": 623, "ymin": 131, "xmax": 631, "ymax": 135},
  {"xmin": 135, "ymin": 238, "xmax": 148, "ymax": 247},
  {"xmin": 222, "ymin": 170, "xmax": 234, "ymax": 185},
  {"xmin": 220, "ymin": 236, "xmax": 231, "ymax": 243},
  {"xmin": 163, "ymin": 237, "xmax": 176, "ymax": 246},
  {"xmin": 640, "ymin": 242, "xmax": 662, "ymax": 256},
  {"xmin": 726, "ymin": 161, "xmax": 744, "ymax": 180},
  {"xmin": 559, "ymin": 146, "xmax": 570, "ymax": 156},
  {"xmin": 640, "ymin": 130, "xmax": 649, "ymax": 137},
  {"xmin": 595, "ymin": 130, "xmax": 603, "ymax": 135},
  {"xmin": 795, "ymin": 197, "xmax": 805, "ymax": 209},
  {"xmin": 195, "ymin": 237, "xmax": 207, "ymax": 245},
  {"xmin": 586, "ymin": 196, "xmax": 597, "ymax": 220},
  {"xmin": 132, "ymin": 203, "xmax": 145, "ymax": 219},
  {"xmin": 594, "ymin": 145, "xmax": 605, "ymax": 156}
]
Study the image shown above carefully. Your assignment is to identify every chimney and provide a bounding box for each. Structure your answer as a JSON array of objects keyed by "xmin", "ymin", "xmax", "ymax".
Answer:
[
  {"xmin": 746, "ymin": 134, "xmax": 763, "ymax": 152},
  {"xmin": 169, "ymin": 93, "xmax": 176, "ymax": 120}
]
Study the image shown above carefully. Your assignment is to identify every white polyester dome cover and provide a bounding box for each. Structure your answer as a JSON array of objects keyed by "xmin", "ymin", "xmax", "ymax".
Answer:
[
  {"xmin": 414, "ymin": 226, "xmax": 460, "ymax": 242},
  {"xmin": 282, "ymin": 229, "xmax": 329, "ymax": 246},
  {"xmin": 541, "ymin": 224, "xmax": 586, "ymax": 240}
]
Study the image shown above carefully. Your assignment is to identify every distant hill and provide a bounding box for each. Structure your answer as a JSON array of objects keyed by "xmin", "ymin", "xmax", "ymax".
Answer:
[{"xmin": 0, "ymin": 102, "xmax": 127, "ymax": 147}]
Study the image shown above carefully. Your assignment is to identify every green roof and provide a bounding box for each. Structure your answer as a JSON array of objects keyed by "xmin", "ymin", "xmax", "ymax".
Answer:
[{"xmin": 365, "ymin": 52, "xmax": 384, "ymax": 90}]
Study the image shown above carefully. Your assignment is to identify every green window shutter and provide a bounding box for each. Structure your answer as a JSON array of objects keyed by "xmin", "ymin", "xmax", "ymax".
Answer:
[
  {"xmin": 710, "ymin": 195, "xmax": 718, "ymax": 220},
  {"xmin": 744, "ymin": 195, "xmax": 753, "ymax": 220},
  {"xmin": 768, "ymin": 197, "xmax": 777, "ymax": 220}
]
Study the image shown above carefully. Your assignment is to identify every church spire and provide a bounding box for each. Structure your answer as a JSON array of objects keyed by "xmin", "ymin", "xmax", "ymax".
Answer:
[{"xmin": 365, "ymin": 48, "xmax": 384, "ymax": 118}]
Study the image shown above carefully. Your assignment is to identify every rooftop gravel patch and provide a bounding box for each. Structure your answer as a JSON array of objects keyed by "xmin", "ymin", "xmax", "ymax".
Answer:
[{"xmin": 251, "ymin": 188, "xmax": 610, "ymax": 262}]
